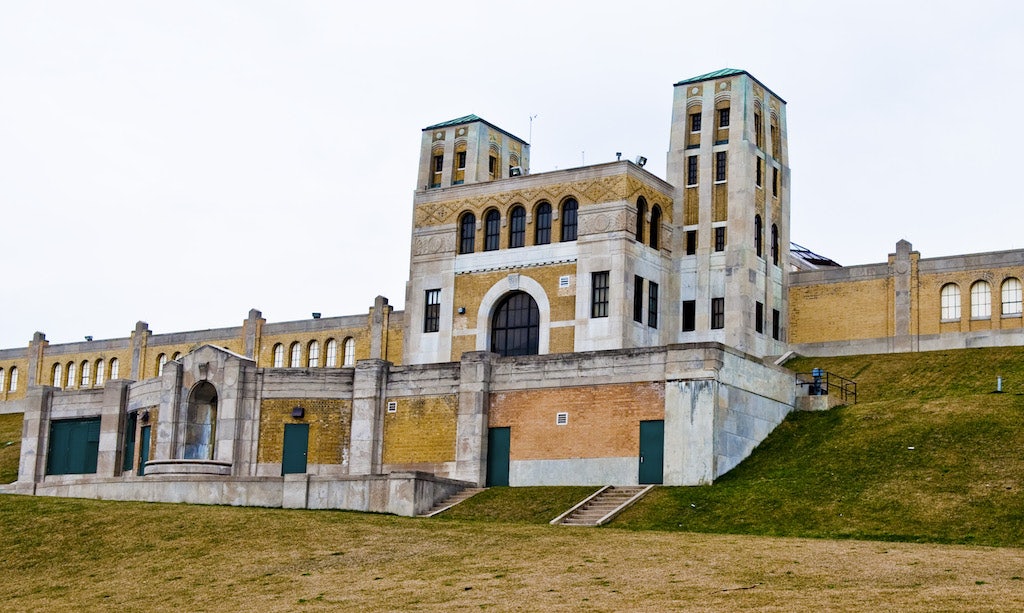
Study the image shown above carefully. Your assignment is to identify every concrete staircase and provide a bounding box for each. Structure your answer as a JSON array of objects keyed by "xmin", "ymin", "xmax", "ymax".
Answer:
[
  {"xmin": 551, "ymin": 485, "xmax": 654, "ymax": 527},
  {"xmin": 418, "ymin": 487, "xmax": 486, "ymax": 518}
]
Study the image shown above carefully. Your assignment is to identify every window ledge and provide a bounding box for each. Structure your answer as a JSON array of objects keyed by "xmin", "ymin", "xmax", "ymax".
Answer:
[
  {"xmin": 940, "ymin": 318, "xmax": 961, "ymax": 324},
  {"xmin": 714, "ymin": 180, "xmax": 727, "ymax": 185},
  {"xmin": 1001, "ymin": 312, "xmax": 1023, "ymax": 318}
]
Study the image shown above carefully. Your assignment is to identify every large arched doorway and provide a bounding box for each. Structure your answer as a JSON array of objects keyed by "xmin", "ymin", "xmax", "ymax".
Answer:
[
  {"xmin": 491, "ymin": 292, "xmax": 540, "ymax": 357},
  {"xmin": 184, "ymin": 382, "xmax": 218, "ymax": 460}
]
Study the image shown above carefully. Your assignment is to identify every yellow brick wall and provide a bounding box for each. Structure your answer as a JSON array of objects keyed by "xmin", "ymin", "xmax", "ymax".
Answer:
[
  {"xmin": 788, "ymin": 278, "xmax": 890, "ymax": 344},
  {"xmin": 712, "ymin": 183, "xmax": 727, "ymax": 222},
  {"xmin": 258, "ymin": 327, "xmax": 369, "ymax": 369},
  {"xmin": 684, "ymin": 187, "xmax": 699, "ymax": 226},
  {"xmin": 490, "ymin": 382, "xmax": 665, "ymax": 460},
  {"xmin": 385, "ymin": 325, "xmax": 404, "ymax": 365},
  {"xmin": 549, "ymin": 326, "xmax": 575, "ymax": 355},
  {"xmin": 451, "ymin": 263, "xmax": 577, "ymax": 360},
  {"xmin": 258, "ymin": 398, "xmax": 351, "ymax": 465},
  {"xmin": 381, "ymin": 395, "xmax": 458, "ymax": 464},
  {"xmin": 0, "ymin": 357, "xmax": 29, "ymax": 401},
  {"xmin": 918, "ymin": 270, "xmax": 1023, "ymax": 334},
  {"xmin": 41, "ymin": 349, "xmax": 132, "ymax": 391}
]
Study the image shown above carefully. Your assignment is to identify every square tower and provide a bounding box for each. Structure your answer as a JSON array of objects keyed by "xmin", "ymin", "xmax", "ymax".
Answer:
[
  {"xmin": 417, "ymin": 115, "xmax": 530, "ymax": 190},
  {"xmin": 667, "ymin": 69, "xmax": 790, "ymax": 357}
]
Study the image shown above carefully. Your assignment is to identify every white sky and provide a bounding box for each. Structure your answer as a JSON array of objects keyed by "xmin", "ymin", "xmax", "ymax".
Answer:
[{"xmin": 2, "ymin": 1, "xmax": 1022, "ymax": 348}]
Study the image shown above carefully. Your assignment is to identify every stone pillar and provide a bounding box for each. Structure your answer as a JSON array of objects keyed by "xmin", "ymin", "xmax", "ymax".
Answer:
[
  {"xmin": 17, "ymin": 386, "xmax": 53, "ymax": 487},
  {"xmin": 154, "ymin": 361, "xmax": 183, "ymax": 461},
  {"xmin": 891, "ymin": 239, "xmax": 918, "ymax": 353},
  {"xmin": 96, "ymin": 380, "xmax": 131, "ymax": 477},
  {"xmin": 349, "ymin": 359, "xmax": 389, "ymax": 475},
  {"xmin": 453, "ymin": 351, "xmax": 493, "ymax": 485},
  {"xmin": 663, "ymin": 379, "xmax": 717, "ymax": 486},
  {"xmin": 369, "ymin": 296, "xmax": 392, "ymax": 361},
  {"xmin": 28, "ymin": 332, "xmax": 48, "ymax": 388},
  {"xmin": 243, "ymin": 308, "xmax": 264, "ymax": 360},
  {"xmin": 130, "ymin": 321, "xmax": 150, "ymax": 380}
]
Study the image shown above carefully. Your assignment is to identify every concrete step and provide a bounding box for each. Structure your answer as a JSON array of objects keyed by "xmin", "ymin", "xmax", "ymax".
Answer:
[
  {"xmin": 552, "ymin": 485, "xmax": 654, "ymax": 527},
  {"xmin": 419, "ymin": 487, "xmax": 486, "ymax": 518}
]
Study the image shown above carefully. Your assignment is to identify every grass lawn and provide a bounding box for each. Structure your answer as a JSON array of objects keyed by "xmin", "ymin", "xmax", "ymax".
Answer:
[
  {"xmin": 2, "ymin": 494, "xmax": 1023, "ymax": 612},
  {"xmin": 0, "ymin": 412, "xmax": 22, "ymax": 484}
]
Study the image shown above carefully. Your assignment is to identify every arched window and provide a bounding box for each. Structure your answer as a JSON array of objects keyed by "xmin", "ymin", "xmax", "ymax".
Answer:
[
  {"xmin": 940, "ymin": 283, "xmax": 961, "ymax": 320},
  {"xmin": 754, "ymin": 215, "xmax": 763, "ymax": 258},
  {"xmin": 770, "ymin": 224, "xmax": 779, "ymax": 266},
  {"xmin": 307, "ymin": 340, "xmax": 320, "ymax": 367},
  {"xmin": 109, "ymin": 358, "xmax": 119, "ymax": 380},
  {"xmin": 491, "ymin": 292, "xmax": 540, "ymax": 357},
  {"xmin": 561, "ymin": 198, "xmax": 578, "ymax": 242},
  {"xmin": 459, "ymin": 212, "xmax": 476, "ymax": 254},
  {"xmin": 66, "ymin": 362, "xmax": 76, "ymax": 389},
  {"xmin": 484, "ymin": 209, "xmax": 501, "ymax": 251},
  {"xmin": 535, "ymin": 202, "xmax": 552, "ymax": 245},
  {"xmin": 635, "ymin": 197, "xmax": 647, "ymax": 243},
  {"xmin": 971, "ymin": 281, "xmax": 992, "ymax": 318},
  {"xmin": 272, "ymin": 343, "xmax": 284, "ymax": 367},
  {"xmin": 343, "ymin": 337, "xmax": 355, "ymax": 366},
  {"xmin": 184, "ymin": 382, "xmax": 217, "ymax": 460},
  {"xmin": 8, "ymin": 367, "xmax": 17, "ymax": 392},
  {"xmin": 171, "ymin": 352, "xmax": 181, "ymax": 361},
  {"xmin": 0, "ymin": 368, "xmax": 5, "ymax": 393},
  {"xmin": 156, "ymin": 354, "xmax": 167, "ymax": 377},
  {"xmin": 52, "ymin": 362, "xmax": 63, "ymax": 388},
  {"xmin": 80, "ymin": 360, "xmax": 91, "ymax": 387},
  {"xmin": 650, "ymin": 205, "xmax": 661, "ymax": 250},
  {"xmin": 325, "ymin": 339, "xmax": 338, "ymax": 367},
  {"xmin": 509, "ymin": 206, "xmax": 526, "ymax": 248},
  {"xmin": 289, "ymin": 342, "xmax": 301, "ymax": 367},
  {"xmin": 94, "ymin": 359, "xmax": 105, "ymax": 387},
  {"xmin": 1001, "ymin": 278, "xmax": 1022, "ymax": 315}
]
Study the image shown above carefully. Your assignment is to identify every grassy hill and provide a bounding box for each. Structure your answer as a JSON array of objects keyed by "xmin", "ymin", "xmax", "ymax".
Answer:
[
  {"xmin": 613, "ymin": 346, "xmax": 1024, "ymax": 546},
  {"xmin": 0, "ymin": 412, "xmax": 21, "ymax": 484}
]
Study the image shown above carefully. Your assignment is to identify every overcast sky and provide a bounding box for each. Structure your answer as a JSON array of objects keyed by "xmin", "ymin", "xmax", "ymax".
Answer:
[{"xmin": 2, "ymin": 1, "xmax": 1022, "ymax": 348}]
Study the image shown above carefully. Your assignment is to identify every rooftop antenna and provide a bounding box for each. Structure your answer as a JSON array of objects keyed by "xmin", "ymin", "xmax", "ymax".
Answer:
[{"xmin": 528, "ymin": 114, "xmax": 538, "ymax": 143}]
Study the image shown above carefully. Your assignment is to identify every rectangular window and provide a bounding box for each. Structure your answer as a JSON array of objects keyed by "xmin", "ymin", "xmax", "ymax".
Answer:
[
  {"xmin": 633, "ymin": 276, "xmax": 644, "ymax": 323},
  {"xmin": 686, "ymin": 156, "xmax": 698, "ymax": 186},
  {"xmin": 690, "ymin": 112, "xmax": 701, "ymax": 132},
  {"xmin": 431, "ymin": 154, "xmax": 443, "ymax": 187},
  {"xmin": 648, "ymin": 282, "xmax": 659, "ymax": 329},
  {"xmin": 715, "ymin": 151, "xmax": 727, "ymax": 182},
  {"xmin": 754, "ymin": 113, "xmax": 763, "ymax": 148},
  {"xmin": 591, "ymin": 271, "xmax": 610, "ymax": 318},
  {"xmin": 772, "ymin": 167, "xmax": 779, "ymax": 197},
  {"xmin": 711, "ymin": 297, "xmax": 725, "ymax": 330},
  {"xmin": 488, "ymin": 155, "xmax": 498, "ymax": 177},
  {"xmin": 424, "ymin": 289, "xmax": 441, "ymax": 333},
  {"xmin": 755, "ymin": 157, "xmax": 763, "ymax": 187},
  {"xmin": 772, "ymin": 309, "xmax": 781, "ymax": 340},
  {"xmin": 714, "ymin": 226, "xmax": 726, "ymax": 252},
  {"xmin": 682, "ymin": 300, "xmax": 696, "ymax": 332},
  {"xmin": 718, "ymin": 107, "xmax": 730, "ymax": 128},
  {"xmin": 685, "ymin": 230, "xmax": 697, "ymax": 255},
  {"xmin": 755, "ymin": 301, "xmax": 764, "ymax": 333},
  {"xmin": 456, "ymin": 151, "xmax": 467, "ymax": 170}
]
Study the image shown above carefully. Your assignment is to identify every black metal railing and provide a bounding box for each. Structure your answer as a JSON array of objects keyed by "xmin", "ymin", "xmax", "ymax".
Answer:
[{"xmin": 795, "ymin": 369, "xmax": 857, "ymax": 404}]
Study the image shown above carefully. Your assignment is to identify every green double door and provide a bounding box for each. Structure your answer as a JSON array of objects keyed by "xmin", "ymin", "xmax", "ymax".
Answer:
[
  {"xmin": 639, "ymin": 420, "xmax": 664, "ymax": 485},
  {"xmin": 47, "ymin": 418, "xmax": 101, "ymax": 475}
]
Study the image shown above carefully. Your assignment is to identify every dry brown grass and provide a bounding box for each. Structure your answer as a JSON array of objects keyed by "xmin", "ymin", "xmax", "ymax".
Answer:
[{"xmin": 2, "ymin": 495, "xmax": 1022, "ymax": 612}]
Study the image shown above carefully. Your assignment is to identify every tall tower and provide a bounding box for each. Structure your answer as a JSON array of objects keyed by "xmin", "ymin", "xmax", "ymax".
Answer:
[{"xmin": 667, "ymin": 69, "xmax": 790, "ymax": 357}]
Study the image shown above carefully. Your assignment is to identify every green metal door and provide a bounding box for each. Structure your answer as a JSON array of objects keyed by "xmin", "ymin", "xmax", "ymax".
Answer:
[
  {"xmin": 138, "ymin": 425, "xmax": 151, "ymax": 476},
  {"xmin": 46, "ymin": 417, "xmax": 101, "ymax": 475},
  {"xmin": 282, "ymin": 423, "xmax": 309, "ymax": 475},
  {"xmin": 639, "ymin": 420, "xmax": 664, "ymax": 485},
  {"xmin": 486, "ymin": 427, "xmax": 511, "ymax": 487},
  {"xmin": 122, "ymin": 412, "xmax": 138, "ymax": 473}
]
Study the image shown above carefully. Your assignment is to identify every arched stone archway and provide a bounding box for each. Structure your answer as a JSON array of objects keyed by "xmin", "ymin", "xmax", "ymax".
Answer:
[{"xmin": 184, "ymin": 381, "xmax": 218, "ymax": 460}]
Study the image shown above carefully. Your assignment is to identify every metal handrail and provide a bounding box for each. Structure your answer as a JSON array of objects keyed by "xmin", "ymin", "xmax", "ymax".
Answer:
[{"xmin": 795, "ymin": 370, "xmax": 857, "ymax": 404}]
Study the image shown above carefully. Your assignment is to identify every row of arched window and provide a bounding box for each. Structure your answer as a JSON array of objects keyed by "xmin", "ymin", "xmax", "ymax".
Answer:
[
  {"xmin": 940, "ymin": 278, "xmax": 1022, "ymax": 320},
  {"xmin": 753, "ymin": 215, "xmax": 781, "ymax": 266},
  {"xmin": 271, "ymin": 338, "xmax": 355, "ymax": 368},
  {"xmin": 51, "ymin": 358, "xmax": 120, "ymax": 389},
  {"xmin": 634, "ymin": 197, "xmax": 663, "ymax": 250},
  {"xmin": 459, "ymin": 198, "xmax": 578, "ymax": 254},
  {"xmin": 0, "ymin": 366, "xmax": 18, "ymax": 392},
  {"xmin": 155, "ymin": 352, "xmax": 182, "ymax": 377}
]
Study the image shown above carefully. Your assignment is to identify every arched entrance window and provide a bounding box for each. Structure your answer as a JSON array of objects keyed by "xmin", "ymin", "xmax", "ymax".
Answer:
[
  {"xmin": 184, "ymin": 382, "xmax": 218, "ymax": 460},
  {"xmin": 491, "ymin": 292, "xmax": 540, "ymax": 357}
]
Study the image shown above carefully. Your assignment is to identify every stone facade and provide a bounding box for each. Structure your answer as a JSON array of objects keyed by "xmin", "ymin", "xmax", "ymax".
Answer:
[{"xmin": 2, "ymin": 68, "xmax": 1021, "ymax": 515}]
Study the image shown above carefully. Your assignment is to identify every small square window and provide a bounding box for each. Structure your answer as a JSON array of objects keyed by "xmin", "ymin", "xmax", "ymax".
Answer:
[
  {"xmin": 718, "ymin": 107, "xmax": 730, "ymax": 128},
  {"xmin": 456, "ymin": 151, "xmax": 467, "ymax": 170},
  {"xmin": 711, "ymin": 297, "xmax": 725, "ymax": 330}
]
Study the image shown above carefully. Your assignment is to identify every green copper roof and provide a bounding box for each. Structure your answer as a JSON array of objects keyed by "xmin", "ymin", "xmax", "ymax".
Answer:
[
  {"xmin": 423, "ymin": 114, "xmax": 483, "ymax": 130},
  {"xmin": 674, "ymin": 68, "xmax": 786, "ymax": 103},
  {"xmin": 675, "ymin": 68, "xmax": 747, "ymax": 85},
  {"xmin": 422, "ymin": 114, "xmax": 527, "ymax": 144}
]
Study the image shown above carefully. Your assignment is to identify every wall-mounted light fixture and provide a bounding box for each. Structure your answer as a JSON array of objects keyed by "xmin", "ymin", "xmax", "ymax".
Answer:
[
  {"xmin": 312, "ymin": 312, "xmax": 321, "ymax": 319},
  {"xmin": 635, "ymin": 156, "xmax": 647, "ymax": 167},
  {"xmin": 457, "ymin": 307, "xmax": 466, "ymax": 314}
]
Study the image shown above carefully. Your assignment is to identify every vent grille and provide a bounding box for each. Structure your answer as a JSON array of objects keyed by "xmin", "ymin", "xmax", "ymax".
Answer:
[
  {"xmin": 556, "ymin": 412, "xmax": 568, "ymax": 426},
  {"xmin": 387, "ymin": 401, "xmax": 398, "ymax": 413},
  {"xmin": 559, "ymin": 275, "xmax": 571, "ymax": 288}
]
